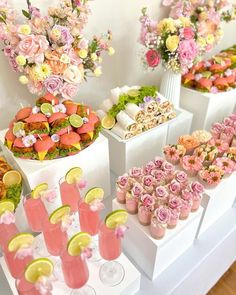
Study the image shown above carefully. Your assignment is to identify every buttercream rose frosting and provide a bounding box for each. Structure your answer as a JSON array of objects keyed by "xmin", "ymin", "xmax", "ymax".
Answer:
[
  {"xmin": 154, "ymin": 207, "xmax": 170, "ymax": 224},
  {"xmin": 192, "ymin": 130, "xmax": 212, "ymax": 143}
]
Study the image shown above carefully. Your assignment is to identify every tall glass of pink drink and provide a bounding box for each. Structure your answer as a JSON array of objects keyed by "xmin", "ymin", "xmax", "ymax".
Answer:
[
  {"xmin": 98, "ymin": 222, "xmax": 124, "ymax": 286},
  {"xmin": 16, "ymin": 276, "xmax": 40, "ymax": 295},
  {"xmin": 59, "ymin": 178, "xmax": 81, "ymax": 212},
  {"xmin": 42, "ymin": 219, "xmax": 68, "ymax": 256},
  {"xmin": 24, "ymin": 194, "xmax": 48, "ymax": 232},
  {"xmin": 78, "ymin": 201, "xmax": 101, "ymax": 236},
  {"xmin": 0, "ymin": 222, "xmax": 19, "ymax": 251}
]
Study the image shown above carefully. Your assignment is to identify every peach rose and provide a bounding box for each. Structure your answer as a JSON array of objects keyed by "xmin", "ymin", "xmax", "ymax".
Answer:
[
  {"xmin": 63, "ymin": 65, "xmax": 82, "ymax": 84},
  {"xmin": 178, "ymin": 135, "xmax": 199, "ymax": 151}
]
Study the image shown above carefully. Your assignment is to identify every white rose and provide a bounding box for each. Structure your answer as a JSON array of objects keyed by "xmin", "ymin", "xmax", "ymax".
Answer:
[{"xmin": 63, "ymin": 65, "xmax": 82, "ymax": 84}]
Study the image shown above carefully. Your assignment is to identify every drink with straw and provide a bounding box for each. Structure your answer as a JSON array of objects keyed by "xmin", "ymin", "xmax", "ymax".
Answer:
[
  {"xmin": 0, "ymin": 199, "xmax": 19, "ymax": 251},
  {"xmin": 42, "ymin": 205, "xmax": 70, "ymax": 256},
  {"xmin": 98, "ymin": 209, "xmax": 128, "ymax": 286},
  {"xmin": 79, "ymin": 187, "xmax": 104, "ymax": 236},
  {"xmin": 61, "ymin": 232, "xmax": 95, "ymax": 294},
  {"xmin": 59, "ymin": 167, "xmax": 83, "ymax": 212},
  {"xmin": 24, "ymin": 183, "xmax": 49, "ymax": 232},
  {"xmin": 4, "ymin": 233, "xmax": 34, "ymax": 279},
  {"xmin": 16, "ymin": 258, "xmax": 54, "ymax": 295}
]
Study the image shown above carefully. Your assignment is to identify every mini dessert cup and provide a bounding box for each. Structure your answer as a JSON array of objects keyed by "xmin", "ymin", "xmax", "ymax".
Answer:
[
  {"xmin": 220, "ymin": 133, "xmax": 234, "ymax": 145},
  {"xmin": 138, "ymin": 205, "xmax": 152, "ymax": 226},
  {"xmin": 191, "ymin": 195, "xmax": 202, "ymax": 212},
  {"xmin": 155, "ymin": 186, "xmax": 169, "ymax": 207},
  {"xmin": 125, "ymin": 192, "xmax": 138, "ymax": 214},
  {"xmin": 167, "ymin": 209, "xmax": 180, "ymax": 229},
  {"xmin": 116, "ymin": 187, "xmax": 126, "ymax": 204},
  {"xmin": 150, "ymin": 207, "xmax": 170, "ymax": 239},
  {"xmin": 179, "ymin": 199, "xmax": 192, "ymax": 220}
]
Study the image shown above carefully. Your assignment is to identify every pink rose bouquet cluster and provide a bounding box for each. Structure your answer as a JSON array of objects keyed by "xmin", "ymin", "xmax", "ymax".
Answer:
[
  {"xmin": 198, "ymin": 165, "xmax": 224, "ymax": 187},
  {"xmin": 0, "ymin": 0, "xmax": 114, "ymax": 98},
  {"xmin": 211, "ymin": 114, "xmax": 236, "ymax": 146},
  {"xmin": 116, "ymin": 157, "xmax": 204, "ymax": 239},
  {"xmin": 139, "ymin": 11, "xmax": 201, "ymax": 73},
  {"xmin": 163, "ymin": 0, "xmax": 236, "ymax": 54}
]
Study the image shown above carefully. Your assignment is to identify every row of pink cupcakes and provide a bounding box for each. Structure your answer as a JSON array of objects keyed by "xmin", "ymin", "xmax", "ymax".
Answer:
[{"xmin": 116, "ymin": 158, "xmax": 204, "ymax": 239}]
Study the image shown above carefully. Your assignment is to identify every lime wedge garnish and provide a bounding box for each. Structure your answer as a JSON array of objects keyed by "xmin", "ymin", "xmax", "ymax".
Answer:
[
  {"xmin": 84, "ymin": 187, "xmax": 104, "ymax": 204},
  {"xmin": 8, "ymin": 233, "xmax": 34, "ymax": 252},
  {"xmin": 127, "ymin": 89, "xmax": 140, "ymax": 97},
  {"xmin": 0, "ymin": 199, "xmax": 15, "ymax": 216},
  {"xmin": 40, "ymin": 103, "xmax": 54, "ymax": 115},
  {"xmin": 65, "ymin": 167, "xmax": 83, "ymax": 184},
  {"xmin": 105, "ymin": 209, "xmax": 128, "ymax": 229},
  {"xmin": 69, "ymin": 114, "xmax": 83, "ymax": 128},
  {"xmin": 67, "ymin": 232, "xmax": 91, "ymax": 256},
  {"xmin": 2, "ymin": 170, "xmax": 22, "ymax": 187},
  {"xmin": 13, "ymin": 122, "xmax": 25, "ymax": 136},
  {"xmin": 31, "ymin": 183, "xmax": 48, "ymax": 199},
  {"xmin": 101, "ymin": 115, "xmax": 115, "ymax": 129},
  {"xmin": 25, "ymin": 258, "xmax": 54, "ymax": 283},
  {"xmin": 49, "ymin": 205, "xmax": 71, "ymax": 224}
]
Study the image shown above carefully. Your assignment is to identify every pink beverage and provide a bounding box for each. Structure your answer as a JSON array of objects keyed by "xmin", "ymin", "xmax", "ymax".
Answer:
[
  {"xmin": 99, "ymin": 223, "xmax": 121, "ymax": 261},
  {"xmin": 78, "ymin": 202, "xmax": 100, "ymax": 236},
  {"xmin": 24, "ymin": 195, "xmax": 48, "ymax": 232},
  {"xmin": 125, "ymin": 196, "xmax": 138, "ymax": 214},
  {"xmin": 59, "ymin": 178, "xmax": 81, "ymax": 212},
  {"xmin": 0, "ymin": 223, "xmax": 19, "ymax": 251},
  {"xmin": 61, "ymin": 250, "xmax": 89, "ymax": 289},
  {"xmin": 16, "ymin": 277, "xmax": 40, "ymax": 295},
  {"xmin": 4, "ymin": 249, "xmax": 33, "ymax": 279},
  {"xmin": 116, "ymin": 189, "xmax": 126, "ymax": 204},
  {"xmin": 150, "ymin": 218, "xmax": 166, "ymax": 239},
  {"xmin": 137, "ymin": 206, "xmax": 151, "ymax": 226},
  {"xmin": 42, "ymin": 219, "xmax": 68, "ymax": 256}
]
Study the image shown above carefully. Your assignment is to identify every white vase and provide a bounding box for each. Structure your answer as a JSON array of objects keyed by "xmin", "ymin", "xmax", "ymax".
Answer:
[{"xmin": 159, "ymin": 69, "xmax": 181, "ymax": 108}]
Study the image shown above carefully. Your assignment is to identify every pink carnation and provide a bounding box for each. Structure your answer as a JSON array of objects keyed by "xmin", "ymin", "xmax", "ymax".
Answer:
[
  {"xmin": 213, "ymin": 157, "xmax": 236, "ymax": 174},
  {"xmin": 145, "ymin": 49, "xmax": 160, "ymax": 68},
  {"xmin": 183, "ymin": 27, "xmax": 195, "ymax": 40},
  {"xmin": 178, "ymin": 39, "xmax": 198, "ymax": 67}
]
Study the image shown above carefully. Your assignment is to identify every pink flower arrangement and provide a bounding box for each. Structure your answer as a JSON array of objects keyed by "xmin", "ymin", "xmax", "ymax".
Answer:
[
  {"xmin": 208, "ymin": 138, "xmax": 229, "ymax": 155},
  {"xmin": 174, "ymin": 170, "xmax": 188, "ymax": 184},
  {"xmin": 117, "ymin": 174, "xmax": 130, "ymax": 190},
  {"xmin": 154, "ymin": 207, "xmax": 170, "ymax": 224},
  {"xmin": 168, "ymin": 196, "xmax": 182, "ymax": 210},
  {"xmin": 181, "ymin": 155, "xmax": 203, "ymax": 176},
  {"xmin": 155, "ymin": 186, "xmax": 169, "ymax": 199},
  {"xmin": 163, "ymin": 144, "xmax": 186, "ymax": 164},
  {"xmin": 0, "ymin": 0, "xmax": 114, "ymax": 98},
  {"xmin": 131, "ymin": 183, "xmax": 144, "ymax": 198},
  {"xmin": 140, "ymin": 194, "xmax": 155, "ymax": 208},
  {"xmin": 198, "ymin": 165, "xmax": 224, "ymax": 187},
  {"xmin": 129, "ymin": 167, "xmax": 143, "ymax": 179},
  {"xmin": 213, "ymin": 157, "xmax": 236, "ymax": 175},
  {"xmin": 194, "ymin": 144, "xmax": 218, "ymax": 163},
  {"xmin": 168, "ymin": 180, "xmax": 181, "ymax": 195}
]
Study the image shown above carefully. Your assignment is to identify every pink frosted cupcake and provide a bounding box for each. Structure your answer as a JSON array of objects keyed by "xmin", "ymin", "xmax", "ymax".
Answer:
[
  {"xmin": 138, "ymin": 194, "xmax": 155, "ymax": 226},
  {"xmin": 163, "ymin": 144, "xmax": 186, "ymax": 165},
  {"xmin": 208, "ymin": 138, "xmax": 229, "ymax": 156},
  {"xmin": 194, "ymin": 144, "xmax": 218, "ymax": 166},
  {"xmin": 179, "ymin": 199, "xmax": 193, "ymax": 220},
  {"xmin": 181, "ymin": 155, "xmax": 203, "ymax": 177},
  {"xmin": 116, "ymin": 174, "xmax": 130, "ymax": 204},
  {"xmin": 213, "ymin": 157, "xmax": 236, "ymax": 176},
  {"xmin": 155, "ymin": 186, "xmax": 169, "ymax": 206},
  {"xmin": 198, "ymin": 165, "xmax": 224, "ymax": 188},
  {"xmin": 178, "ymin": 135, "xmax": 200, "ymax": 155},
  {"xmin": 167, "ymin": 209, "xmax": 180, "ymax": 229},
  {"xmin": 150, "ymin": 207, "xmax": 170, "ymax": 240}
]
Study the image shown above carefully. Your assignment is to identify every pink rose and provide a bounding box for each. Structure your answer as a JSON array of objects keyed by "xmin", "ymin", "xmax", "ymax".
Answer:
[
  {"xmin": 183, "ymin": 27, "xmax": 195, "ymax": 40},
  {"xmin": 44, "ymin": 75, "xmax": 63, "ymax": 94},
  {"xmin": 60, "ymin": 82, "xmax": 78, "ymax": 99},
  {"xmin": 175, "ymin": 171, "xmax": 188, "ymax": 183},
  {"xmin": 151, "ymin": 169, "xmax": 165, "ymax": 182},
  {"xmin": 131, "ymin": 183, "xmax": 143, "ymax": 197},
  {"xmin": 191, "ymin": 181, "xmax": 204, "ymax": 194},
  {"xmin": 162, "ymin": 161, "xmax": 175, "ymax": 174},
  {"xmin": 155, "ymin": 186, "xmax": 168, "ymax": 198},
  {"xmin": 169, "ymin": 180, "xmax": 181, "ymax": 195},
  {"xmin": 211, "ymin": 122, "xmax": 223, "ymax": 135},
  {"xmin": 144, "ymin": 161, "xmax": 156, "ymax": 174},
  {"xmin": 168, "ymin": 196, "xmax": 181, "ymax": 210},
  {"xmin": 143, "ymin": 175, "xmax": 154, "ymax": 187},
  {"xmin": 141, "ymin": 194, "xmax": 155, "ymax": 208},
  {"xmin": 223, "ymin": 117, "xmax": 233, "ymax": 127},
  {"xmin": 229, "ymin": 114, "xmax": 236, "ymax": 122},
  {"xmin": 182, "ymin": 189, "xmax": 193, "ymax": 201},
  {"xmin": 145, "ymin": 49, "xmax": 160, "ymax": 68},
  {"xmin": 154, "ymin": 156, "xmax": 164, "ymax": 168},
  {"xmin": 129, "ymin": 167, "xmax": 143, "ymax": 179},
  {"xmin": 117, "ymin": 174, "xmax": 129, "ymax": 189},
  {"xmin": 154, "ymin": 207, "xmax": 170, "ymax": 224},
  {"xmin": 178, "ymin": 39, "xmax": 198, "ymax": 66}
]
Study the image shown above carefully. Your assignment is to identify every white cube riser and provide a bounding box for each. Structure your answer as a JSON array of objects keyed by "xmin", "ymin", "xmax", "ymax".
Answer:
[
  {"xmin": 103, "ymin": 109, "xmax": 193, "ymax": 176},
  {"xmin": 197, "ymin": 172, "xmax": 236, "ymax": 237},
  {"xmin": 180, "ymin": 87, "xmax": 236, "ymax": 132},
  {"xmin": 113, "ymin": 199, "xmax": 203, "ymax": 280}
]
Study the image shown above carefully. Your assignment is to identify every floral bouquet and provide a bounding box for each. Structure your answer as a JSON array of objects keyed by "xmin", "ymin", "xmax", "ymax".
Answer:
[
  {"xmin": 162, "ymin": 0, "xmax": 236, "ymax": 54},
  {"xmin": 181, "ymin": 155, "xmax": 203, "ymax": 177},
  {"xmin": 163, "ymin": 144, "xmax": 186, "ymax": 164},
  {"xmin": 139, "ymin": 11, "xmax": 201, "ymax": 73},
  {"xmin": 193, "ymin": 144, "xmax": 218, "ymax": 165},
  {"xmin": 0, "ymin": 0, "xmax": 114, "ymax": 99},
  {"xmin": 198, "ymin": 164, "xmax": 224, "ymax": 187},
  {"xmin": 213, "ymin": 157, "xmax": 236, "ymax": 175}
]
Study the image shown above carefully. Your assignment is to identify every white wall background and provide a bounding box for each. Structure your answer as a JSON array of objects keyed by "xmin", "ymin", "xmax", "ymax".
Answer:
[{"xmin": 0, "ymin": 0, "xmax": 236, "ymax": 129}]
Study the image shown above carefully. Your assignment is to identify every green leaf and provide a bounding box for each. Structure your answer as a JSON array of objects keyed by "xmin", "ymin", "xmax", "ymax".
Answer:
[
  {"xmin": 22, "ymin": 9, "xmax": 30, "ymax": 19},
  {"xmin": 0, "ymin": 16, "xmax": 6, "ymax": 24}
]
